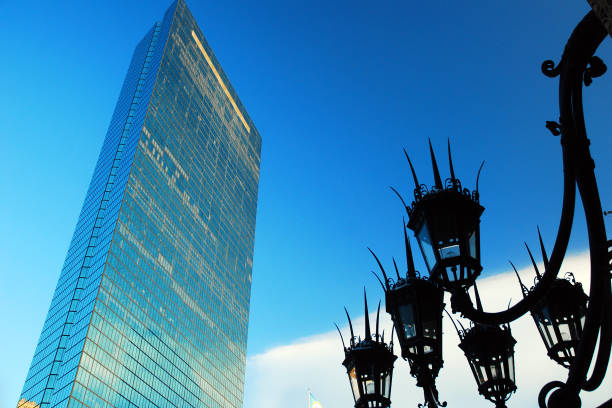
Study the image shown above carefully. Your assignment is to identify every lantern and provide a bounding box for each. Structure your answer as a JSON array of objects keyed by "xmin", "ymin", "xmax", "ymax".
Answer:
[
  {"xmin": 532, "ymin": 276, "xmax": 588, "ymax": 367},
  {"xmin": 370, "ymin": 225, "xmax": 447, "ymax": 407},
  {"xmin": 514, "ymin": 235, "xmax": 588, "ymax": 368},
  {"xmin": 338, "ymin": 292, "xmax": 397, "ymax": 408},
  {"xmin": 458, "ymin": 324, "xmax": 517, "ymax": 408},
  {"xmin": 402, "ymin": 141, "xmax": 484, "ymax": 290},
  {"xmin": 370, "ymin": 225, "xmax": 444, "ymax": 376}
]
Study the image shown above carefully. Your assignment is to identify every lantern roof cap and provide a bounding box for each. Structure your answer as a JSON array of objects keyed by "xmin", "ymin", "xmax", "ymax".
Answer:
[
  {"xmin": 458, "ymin": 323, "xmax": 516, "ymax": 356},
  {"xmin": 337, "ymin": 292, "xmax": 395, "ymax": 354},
  {"xmin": 395, "ymin": 142, "xmax": 484, "ymax": 222}
]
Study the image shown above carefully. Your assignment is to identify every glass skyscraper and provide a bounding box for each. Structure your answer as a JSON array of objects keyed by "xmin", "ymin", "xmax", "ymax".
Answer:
[{"xmin": 17, "ymin": 1, "xmax": 260, "ymax": 407}]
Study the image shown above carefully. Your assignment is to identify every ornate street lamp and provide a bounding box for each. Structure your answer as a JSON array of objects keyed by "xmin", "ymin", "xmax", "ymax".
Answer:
[
  {"xmin": 339, "ymin": 4, "xmax": 611, "ymax": 408},
  {"xmin": 337, "ymin": 292, "xmax": 397, "ymax": 408},
  {"xmin": 512, "ymin": 233, "xmax": 588, "ymax": 368},
  {"xmin": 457, "ymin": 323, "xmax": 517, "ymax": 408},
  {"xmin": 394, "ymin": 141, "xmax": 484, "ymax": 290},
  {"xmin": 370, "ymin": 224, "xmax": 446, "ymax": 407}
]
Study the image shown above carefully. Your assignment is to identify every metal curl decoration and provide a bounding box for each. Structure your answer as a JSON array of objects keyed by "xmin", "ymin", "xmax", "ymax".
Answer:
[
  {"xmin": 545, "ymin": 120, "xmax": 562, "ymax": 136},
  {"xmin": 564, "ymin": 271, "xmax": 577, "ymax": 284},
  {"xmin": 538, "ymin": 381, "xmax": 566, "ymax": 408},
  {"xmin": 417, "ymin": 388, "xmax": 447, "ymax": 408},
  {"xmin": 584, "ymin": 55, "xmax": 607, "ymax": 86},
  {"xmin": 541, "ymin": 59, "xmax": 562, "ymax": 77}
]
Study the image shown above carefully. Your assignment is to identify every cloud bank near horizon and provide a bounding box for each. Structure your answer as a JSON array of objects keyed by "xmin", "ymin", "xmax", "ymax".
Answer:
[{"xmin": 243, "ymin": 252, "xmax": 612, "ymax": 408}]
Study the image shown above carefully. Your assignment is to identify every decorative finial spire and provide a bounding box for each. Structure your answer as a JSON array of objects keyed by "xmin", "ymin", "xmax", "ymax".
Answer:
[
  {"xmin": 475, "ymin": 160, "xmax": 485, "ymax": 194},
  {"xmin": 447, "ymin": 139, "xmax": 456, "ymax": 181},
  {"xmin": 403, "ymin": 148, "xmax": 420, "ymax": 190},
  {"xmin": 369, "ymin": 248, "xmax": 390, "ymax": 290},
  {"xmin": 364, "ymin": 289, "xmax": 371, "ymax": 339},
  {"xmin": 524, "ymin": 243, "xmax": 543, "ymax": 280},
  {"xmin": 335, "ymin": 323, "xmax": 346, "ymax": 349},
  {"xmin": 403, "ymin": 219, "xmax": 416, "ymax": 278},
  {"xmin": 474, "ymin": 281, "xmax": 484, "ymax": 312},
  {"xmin": 429, "ymin": 139, "xmax": 443, "ymax": 189},
  {"xmin": 537, "ymin": 226, "xmax": 549, "ymax": 270},
  {"xmin": 390, "ymin": 186, "xmax": 409, "ymax": 211},
  {"xmin": 392, "ymin": 257, "xmax": 401, "ymax": 280},
  {"xmin": 509, "ymin": 261, "xmax": 527, "ymax": 297},
  {"xmin": 375, "ymin": 301, "xmax": 381, "ymax": 340},
  {"xmin": 344, "ymin": 307, "xmax": 355, "ymax": 344}
]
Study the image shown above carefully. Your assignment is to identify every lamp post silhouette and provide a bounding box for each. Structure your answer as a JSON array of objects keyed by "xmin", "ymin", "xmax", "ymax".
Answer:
[{"xmin": 338, "ymin": 6, "xmax": 611, "ymax": 407}]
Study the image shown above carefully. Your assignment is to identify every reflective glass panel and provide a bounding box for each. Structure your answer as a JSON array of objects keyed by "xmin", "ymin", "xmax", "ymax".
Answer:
[
  {"xmin": 398, "ymin": 304, "xmax": 416, "ymax": 339},
  {"xmin": 416, "ymin": 224, "xmax": 436, "ymax": 271},
  {"xmin": 439, "ymin": 244, "xmax": 460, "ymax": 259}
]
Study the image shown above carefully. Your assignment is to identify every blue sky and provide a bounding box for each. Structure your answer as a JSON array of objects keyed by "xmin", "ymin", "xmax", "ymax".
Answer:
[{"xmin": 1, "ymin": 0, "xmax": 611, "ymax": 407}]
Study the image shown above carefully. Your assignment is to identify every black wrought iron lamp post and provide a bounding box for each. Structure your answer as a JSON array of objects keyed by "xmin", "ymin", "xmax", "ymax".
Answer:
[{"xmin": 337, "ymin": 3, "xmax": 611, "ymax": 407}]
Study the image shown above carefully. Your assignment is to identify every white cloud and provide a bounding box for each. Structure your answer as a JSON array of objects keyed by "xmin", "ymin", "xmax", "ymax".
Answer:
[{"xmin": 244, "ymin": 252, "xmax": 612, "ymax": 407}]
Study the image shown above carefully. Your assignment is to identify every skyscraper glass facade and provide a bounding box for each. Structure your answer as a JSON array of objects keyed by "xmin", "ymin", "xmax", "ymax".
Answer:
[{"xmin": 17, "ymin": 1, "xmax": 261, "ymax": 407}]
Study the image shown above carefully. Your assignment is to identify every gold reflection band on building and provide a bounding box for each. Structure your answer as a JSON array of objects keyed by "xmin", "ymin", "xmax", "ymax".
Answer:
[{"xmin": 191, "ymin": 30, "xmax": 251, "ymax": 133}]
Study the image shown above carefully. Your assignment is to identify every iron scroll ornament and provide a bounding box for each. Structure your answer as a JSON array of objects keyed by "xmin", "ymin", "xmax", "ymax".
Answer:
[{"xmin": 443, "ymin": 11, "xmax": 611, "ymax": 408}]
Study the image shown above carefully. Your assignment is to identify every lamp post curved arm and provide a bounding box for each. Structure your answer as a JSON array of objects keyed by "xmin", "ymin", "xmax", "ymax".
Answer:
[
  {"xmin": 447, "ymin": 11, "xmax": 611, "ymax": 407},
  {"xmin": 451, "ymin": 11, "xmax": 608, "ymax": 327}
]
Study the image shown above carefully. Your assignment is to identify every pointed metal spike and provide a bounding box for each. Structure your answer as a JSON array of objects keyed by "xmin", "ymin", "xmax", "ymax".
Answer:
[
  {"xmin": 392, "ymin": 257, "xmax": 401, "ymax": 280},
  {"xmin": 525, "ymin": 242, "xmax": 543, "ymax": 280},
  {"xmin": 473, "ymin": 282, "xmax": 484, "ymax": 312},
  {"xmin": 403, "ymin": 148, "xmax": 420, "ymax": 189},
  {"xmin": 375, "ymin": 301, "xmax": 381, "ymax": 339},
  {"xmin": 476, "ymin": 160, "xmax": 485, "ymax": 192},
  {"xmin": 456, "ymin": 317, "xmax": 467, "ymax": 333},
  {"xmin": 390, "ymin": 186, "xmax": 409, "ymax": 210},
  {"xmin": 381, "ymin": 330, "xmax": 385, "ymax": 343},
  {"xmin": 364, "ymin": 289, "xmax": 371, "ymax": 340},
  {"xmin": 368, "ymin": 248, "xmax": 391, "ymax": 290},
  {"xmin": 371, "ymin": 271, "xmax": 387, "ymax": 292},
  {"xmin": 429, "ymin": 139, "xmax": 443, "ymax": 189},
  {"xmin": 537, "ymin": 226, "xmax": 549, "ymax": 270},
  {"xmin": 509, "ymin": 260, "xmax": 527, "ymax": 297},
  {"xmin": 403, "ymin": 219, "xmax": 416, "ymax": 278},
  {"xmin": 444, "ymin": 308, "xmax": 462, "ymax": 337},
  {"xmin": 447, "ymin": 139, "xmax": 456, "ymax": 180},
  {"xmin": 334, "ymin": 323, "xmax": 346, "ymax": 349},
  {"xmin": 344, "ymin": 307, "xmax": 355, "ymax": 344}
]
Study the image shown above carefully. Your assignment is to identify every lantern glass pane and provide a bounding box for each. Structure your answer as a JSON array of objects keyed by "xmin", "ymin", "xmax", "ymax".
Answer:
[
  {"xmin": 416, "ymin": 224, "xmax": 436, "ymax": 271},
  {"xmin": 536, "ymin": 309, "xmax": 556, "ymax": 350},
  {"xmin": 349, "ymin": 367, "xmax": 359, "ymax": 402},
  {"xmin": 479, "ymin": 365, "xmax": 488, "ymax": 383},
  {"xmin": 557, "ymin": 320, "xmax": 572, "ymax": 342},
  {"xmin": 398, "ymin": 304, "xmax": 416, "ymax": 339},
  {"xmin": 489, "ymin": 362, "xmax": 500, "ymax": 380},
  {"xmin": 383, "ymin": 370, "xmax": 392, "ymax": 398},
  {"xmin": 508, "ymin": 354, "xmax": 515, "ymax": 382},
  {"xmin": 422, "ymin": 319, "xmax": 437, "ymax": 353},
  {"xmin": 468, "ymin": 230, "xmax": 477, "ymax": 258},
  {"xmin": 362, "ymin": 376, "xmax": 375, "ymax": 395},
  {"xmin": 439, "ymin": 243, "xmax": 460, "ymax": 259}
]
